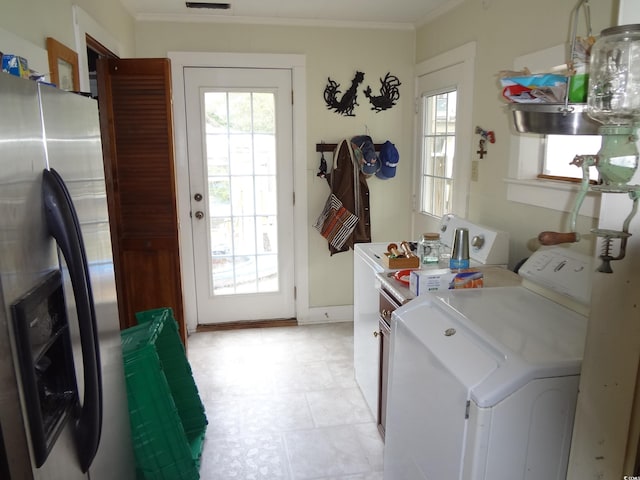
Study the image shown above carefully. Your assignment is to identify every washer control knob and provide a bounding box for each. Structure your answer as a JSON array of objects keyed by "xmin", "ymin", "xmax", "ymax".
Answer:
[{"xmin": 471, "ymin": 235, "xmax": 484, "ymax": 248}]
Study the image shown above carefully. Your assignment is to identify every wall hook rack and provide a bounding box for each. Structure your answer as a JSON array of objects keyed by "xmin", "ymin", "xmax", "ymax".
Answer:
[{"xmin": 316, "ymin": 142, "xmax": 385, "ymax": 153}]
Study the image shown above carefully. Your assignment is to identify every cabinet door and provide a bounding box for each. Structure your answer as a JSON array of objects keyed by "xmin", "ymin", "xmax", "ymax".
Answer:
[
  {"xmin": 378, "ymin": 314, "xmax": 391, "ymax": 439},
  {"xmin": 97, "ymin": 58, "xmax": 186, "ymax": 344},
  {"xmin": 353, "ymin": 250, "xmax": 382, "ymax": 417},
  {"xmin": 378, "ymin": 288, "xmax": 398, "ymax": 439}
]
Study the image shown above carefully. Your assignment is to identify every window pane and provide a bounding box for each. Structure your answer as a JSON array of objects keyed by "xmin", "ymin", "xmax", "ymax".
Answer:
[
  {"xmin": 425, "ymin": 98, "xmax": 437, "ymax": 135},
  {"xmin": 435, "ymin": 94, "xmax": 449, "ymax": 134},
  {"xmin": 544, "ymin": 135, "xmax": 601, "ymax": 181},
  {"xmin": 444, "ymin": 135, "xmax": 456, "ymax": 177},
  {"xmin": 446, "ymin": 91, "xmax": 457, "ymax": 134},
  {"xmin": 421, "ymin": 89, "xmax": 457, "ymax": 216},
  {"xmin": 423, "ymin": 137, "xmax": 434, "ymax": 176},
  {"xmin": 433, "ymin": 176, "xmax": 446, "ymax": 217},
  {"xmin": 421, "ymin": 175, "xmax": 434, "ymax": 213}
]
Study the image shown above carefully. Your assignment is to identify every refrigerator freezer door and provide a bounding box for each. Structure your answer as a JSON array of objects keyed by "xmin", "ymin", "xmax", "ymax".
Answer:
[
  {"xmin": 38, "ymin": 84, "xmax": 135, "ymax": 479},
  {"xmin": 0, "ymin": 74, "xmax": 87, "ymax": 479}
]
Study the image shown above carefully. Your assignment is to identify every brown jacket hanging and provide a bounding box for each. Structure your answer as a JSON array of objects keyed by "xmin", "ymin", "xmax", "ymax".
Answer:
[{"xmin": 325, "ymin": 139, "xmax": 371, "ymax": 254}]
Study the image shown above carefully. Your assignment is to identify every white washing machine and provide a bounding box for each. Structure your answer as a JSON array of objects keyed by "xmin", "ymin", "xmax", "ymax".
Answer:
[{"xmin": 383, "ymin": 247, "xmax": 592, "ymax": 480}]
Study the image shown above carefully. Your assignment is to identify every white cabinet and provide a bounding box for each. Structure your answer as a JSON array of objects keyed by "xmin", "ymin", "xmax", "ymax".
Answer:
[{"xmin": 353, "ymin": 243, "xmax": 387, "ymax": 418}]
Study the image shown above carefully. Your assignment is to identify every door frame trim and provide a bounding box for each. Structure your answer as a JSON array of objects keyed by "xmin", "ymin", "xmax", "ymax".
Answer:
[{"xmin": 169, "ymin": 52, "xmax": 309, "ymax": 333}]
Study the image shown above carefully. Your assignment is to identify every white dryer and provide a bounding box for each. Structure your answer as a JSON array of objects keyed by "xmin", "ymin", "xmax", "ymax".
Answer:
[{"xmin": 383, "ymin": 247, "xmax": 592, "ymax": 480}]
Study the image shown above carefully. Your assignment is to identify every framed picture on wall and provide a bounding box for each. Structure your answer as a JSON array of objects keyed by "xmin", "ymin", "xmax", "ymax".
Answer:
[{"xmin": 46, "ymin": 37, "xmax": 80, "ymax": 91}]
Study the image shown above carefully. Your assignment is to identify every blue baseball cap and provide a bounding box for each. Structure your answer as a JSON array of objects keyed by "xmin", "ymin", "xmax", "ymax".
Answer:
[
  {"xmin": 376, "ymin": 141, "xmax": 399, "ymax": 179},
  {"xmin": 351, "ymin": 135, "xmax": 379, "ymax": 176}
]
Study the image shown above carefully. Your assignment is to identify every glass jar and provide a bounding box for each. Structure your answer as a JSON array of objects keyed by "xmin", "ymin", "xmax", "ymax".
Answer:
[
  {"xmin": 587, "ymin": 24, "xmax": 640, "ymax": 125},
  {"xmin": 419, "ymin": 233, "xmax": 440, "ymax": 266}
]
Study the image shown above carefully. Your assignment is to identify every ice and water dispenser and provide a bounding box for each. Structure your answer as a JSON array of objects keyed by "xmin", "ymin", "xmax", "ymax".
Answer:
[{"xmin": 11, "ymin": 269, "xmax": 77, "ymax": 467}]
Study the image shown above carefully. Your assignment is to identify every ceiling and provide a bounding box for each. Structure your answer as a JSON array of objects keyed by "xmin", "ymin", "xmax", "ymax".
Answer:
[{"xmin": 120, "ymin": 0, "xmax": 463, "ymax": 28}]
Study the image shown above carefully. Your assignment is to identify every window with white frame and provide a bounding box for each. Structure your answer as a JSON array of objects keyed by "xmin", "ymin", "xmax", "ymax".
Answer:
[
  {"xmin": 420, "ymin": 90, "xmax": 457, "ymax": 216},
  {"xmin": 506, "ymin": 43, "xmax": 601, "ymax": 217},
  {"xmin": 413, "ymin": 42, "xmax": 475, "ymax": 238}
]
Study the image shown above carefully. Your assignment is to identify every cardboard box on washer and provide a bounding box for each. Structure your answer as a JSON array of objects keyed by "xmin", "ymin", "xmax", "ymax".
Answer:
[{"xmin": 409, "ymin": 268, "xmax": 484, "ymax": 296}]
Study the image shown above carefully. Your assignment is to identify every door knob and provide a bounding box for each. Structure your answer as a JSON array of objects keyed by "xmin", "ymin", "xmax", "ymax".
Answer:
[
  {"xmin": 194, "ymin": 193, "xmax": 203, "ymax": 202},
  {"xmin": 194, "ymin": 211, "xmax": 204, "ymax": 219}
]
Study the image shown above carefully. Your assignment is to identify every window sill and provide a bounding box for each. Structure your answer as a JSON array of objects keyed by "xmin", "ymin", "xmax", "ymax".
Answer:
[{"xmin": 504, "ymin": 177, "xmax": 600, "ymax": 219}]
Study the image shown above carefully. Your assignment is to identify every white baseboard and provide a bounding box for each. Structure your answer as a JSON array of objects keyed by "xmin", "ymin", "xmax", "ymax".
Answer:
[
  {"xmin": 298, "ymin": 305, "xmax": 354, "ymax": 325},
  {"xmin": 185, "ymin": 305, "xmax": 355, "ymax": 334}
]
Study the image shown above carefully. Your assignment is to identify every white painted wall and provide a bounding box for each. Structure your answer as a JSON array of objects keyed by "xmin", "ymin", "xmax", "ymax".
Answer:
[
  {"xmin": 0, "ymin": 0, "xmax": 134, "ymax": 96},
  {"xmin": 135, "ymin": 20, "xmax": 416, "ymax": 314}
]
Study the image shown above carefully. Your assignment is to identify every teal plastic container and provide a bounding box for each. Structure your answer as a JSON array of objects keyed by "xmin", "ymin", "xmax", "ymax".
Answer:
[{"xmin": 121, "ymin": 307, "xmax": 207, "ymax": 480}]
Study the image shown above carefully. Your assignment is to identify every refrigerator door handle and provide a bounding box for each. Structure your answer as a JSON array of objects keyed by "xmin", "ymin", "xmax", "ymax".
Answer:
[{"xmin": 42, "ymin": 168, "xmax": 103, "ymax": 473}]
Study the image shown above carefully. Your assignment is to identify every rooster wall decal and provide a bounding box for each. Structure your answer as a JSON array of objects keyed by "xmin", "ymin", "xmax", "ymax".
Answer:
[
  {"xmin": 364, "ymin": 72, "xmax": 401, "ymax": 112},
  {"xmin": 324, "ymin": 71, "xmax": 365, "ymax": 117}
]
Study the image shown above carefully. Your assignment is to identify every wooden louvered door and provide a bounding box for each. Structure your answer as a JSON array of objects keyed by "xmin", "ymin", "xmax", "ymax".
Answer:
[{"xmin": 97, "ymin": 58, "xmax": 186, "ymax": 344}]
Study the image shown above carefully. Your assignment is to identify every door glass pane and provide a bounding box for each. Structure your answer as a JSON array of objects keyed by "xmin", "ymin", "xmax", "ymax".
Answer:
[
  {"xmin": 204, "ymin": 91, "xmax": 279, "ymax": 295},
  {"xmin": 230, "ymin": 176, "xmax": 255, "ymax": 216},
  {"xmin": 209, "ymin": 178, "xmax": 231, "ymax": 216}
]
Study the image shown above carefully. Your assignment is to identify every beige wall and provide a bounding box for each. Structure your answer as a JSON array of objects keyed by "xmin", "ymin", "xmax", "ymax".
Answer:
[
  {"xmin": 1, "ymin": 0, "xmax": 134, "ymax": 62},
  {"xmin": 416, "ymin": 0, "xmax": 618, "ymax": 265},
  {"xmin": 135, "ymin": 21, "xmax": 416, "ymax": 307}
]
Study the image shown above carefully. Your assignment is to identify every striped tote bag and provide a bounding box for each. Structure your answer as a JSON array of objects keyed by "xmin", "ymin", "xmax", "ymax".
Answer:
[{"xmin": 314, "ymin": 193, "xmax": 359, "ymax": 250}]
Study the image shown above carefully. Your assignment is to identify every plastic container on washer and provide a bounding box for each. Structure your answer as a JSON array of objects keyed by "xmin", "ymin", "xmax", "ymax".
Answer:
[{"xmin": 418, "ymin": 233, "xmax": 441, "ymax": 266}]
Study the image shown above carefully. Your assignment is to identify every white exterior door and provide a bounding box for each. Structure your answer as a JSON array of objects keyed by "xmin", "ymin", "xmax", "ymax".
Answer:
[{"xmin": 184, "ymin": 67, "xmax": 295, "ymax": 323}]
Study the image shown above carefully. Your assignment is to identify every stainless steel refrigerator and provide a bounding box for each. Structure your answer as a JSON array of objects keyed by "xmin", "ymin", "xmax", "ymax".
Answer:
[{"xmin": 0, "ymin": 72, "xmax": 135, "ymax": 479}]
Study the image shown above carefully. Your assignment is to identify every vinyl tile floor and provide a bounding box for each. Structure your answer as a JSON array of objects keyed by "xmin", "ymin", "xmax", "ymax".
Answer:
[{"xmin": 187, "ymin": 322, "xmax": 384, "ymax": 480}]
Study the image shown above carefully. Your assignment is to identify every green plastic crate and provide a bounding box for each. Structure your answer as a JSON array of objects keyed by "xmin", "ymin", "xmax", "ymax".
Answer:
[{"xmin": 121, "ymin": 307, "xmax": 207, "ymax": 480}]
